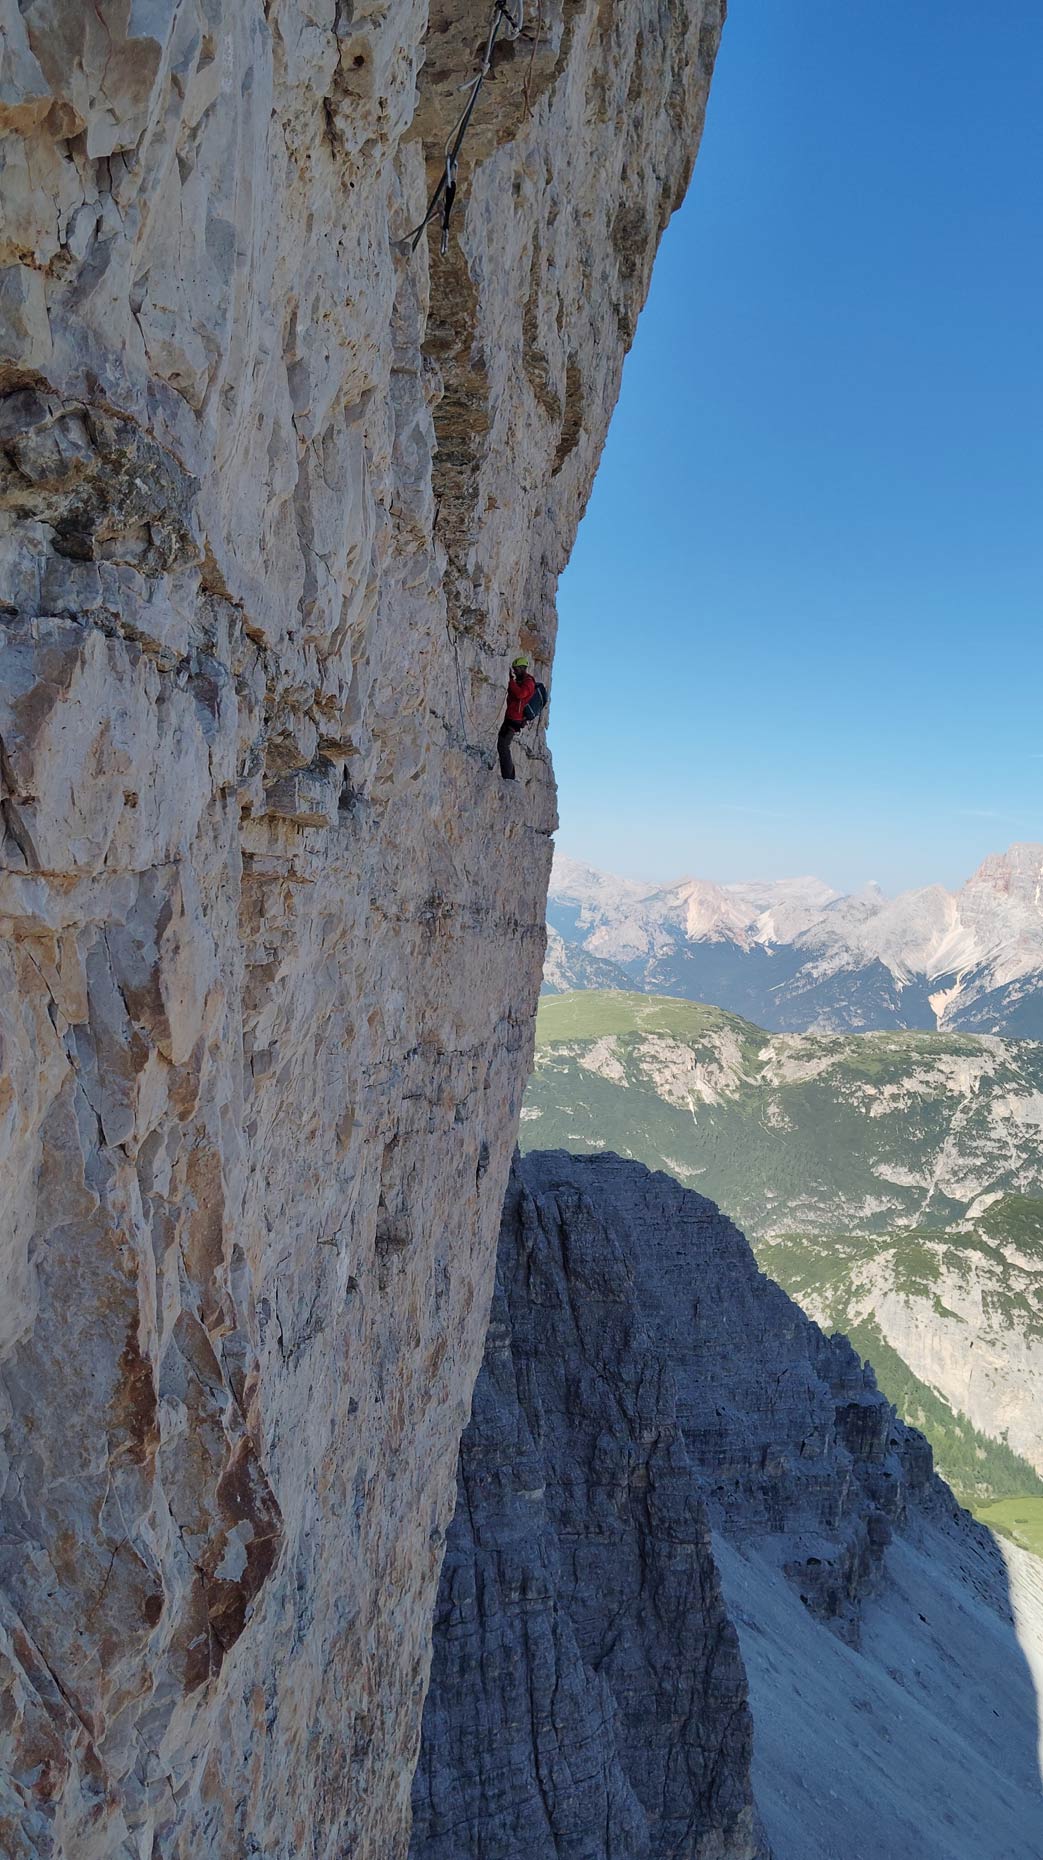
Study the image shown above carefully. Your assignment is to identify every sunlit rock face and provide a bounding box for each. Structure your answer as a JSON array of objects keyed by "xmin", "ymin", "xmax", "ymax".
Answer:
[{"xmin": 0, "ymin": 1, "xmax": 724, "ymax": 1854}]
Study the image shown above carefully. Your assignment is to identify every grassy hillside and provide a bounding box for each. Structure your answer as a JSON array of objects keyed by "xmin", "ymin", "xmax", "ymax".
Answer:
[
  {"xmin": 525, "ymin": 991, "xmax": 1043, "ymax": 1510},
  {"xmin": 973, "ymin": 1498, "xmax": 1043, "ymax": 1558}
]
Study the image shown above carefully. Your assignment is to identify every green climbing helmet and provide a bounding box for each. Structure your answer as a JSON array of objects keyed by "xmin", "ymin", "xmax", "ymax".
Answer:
[{"xmin": 512, "ymin": 654, "xmax": 530, "ymax": 670}]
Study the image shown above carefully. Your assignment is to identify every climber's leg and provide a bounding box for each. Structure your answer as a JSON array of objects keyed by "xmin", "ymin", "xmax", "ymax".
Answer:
[{"xmin": 497, "ymin": 721, "xmax": 518, "ymax": 780}]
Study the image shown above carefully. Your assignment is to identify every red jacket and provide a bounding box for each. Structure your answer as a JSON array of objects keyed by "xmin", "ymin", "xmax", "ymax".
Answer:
[{"xmin": 505, "ymin": 670, "xmax": 536, "ymax": 726}]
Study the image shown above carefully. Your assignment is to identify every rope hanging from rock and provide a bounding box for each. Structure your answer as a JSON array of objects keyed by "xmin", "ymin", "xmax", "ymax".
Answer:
[
  {"xmin": 409, "ymin": 0, "xmax": 524, "ymax": 257},
  {"xmin": 523, "ymin": 0, "xmax": 543, "ymax": 116}
]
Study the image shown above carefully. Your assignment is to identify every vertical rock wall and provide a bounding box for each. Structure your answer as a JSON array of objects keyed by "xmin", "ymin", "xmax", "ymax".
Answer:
[
  {"xmin": 411, "ymin": 1161, "xmax": 769, "ymax": 1860},
  {"xmin": 412, "ymin": 1153, "xmax": 1005, "ymax": 1859},
  {"xmin": 0, "ymin": 1, "xmax": 724, "ymax": 1854}
]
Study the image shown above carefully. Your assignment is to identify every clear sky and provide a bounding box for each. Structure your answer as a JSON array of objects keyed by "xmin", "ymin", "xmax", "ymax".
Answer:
[{"xmin": 549, "ymin": 0, "xmax": 1043, "ymax": 895}]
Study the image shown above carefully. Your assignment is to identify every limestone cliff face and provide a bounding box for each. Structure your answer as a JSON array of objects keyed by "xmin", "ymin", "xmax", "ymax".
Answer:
[
  {"xmin": 0, "ymin": 3, "xmax": 724, "ymax": 1854},
  {"xmin": 414, "ymin": 1155, "xmax": 1043, "ymax": 1860}
]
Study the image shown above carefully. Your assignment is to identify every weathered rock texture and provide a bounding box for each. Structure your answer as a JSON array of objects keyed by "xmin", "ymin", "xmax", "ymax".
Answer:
[
  {"xmin": 0, "ymin": 2, "xmax": 724, "ymax": 1854},
  {"xmin": 414, "ymin": 1153, "xmax": 1043, "ymax": 1858},
  {"xmin": 411, "ymin": 1162, "xmax": 768, "ymax": 1860}
]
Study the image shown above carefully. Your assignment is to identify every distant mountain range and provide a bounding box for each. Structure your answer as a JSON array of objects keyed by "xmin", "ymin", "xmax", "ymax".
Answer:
[
  {"xmin": 545, "ymin": 844, "xmax": 1043, "ymax": 1035},
  {"xmin": 522, "ymin": 991, "xmax": 1043, "ymax": 1508}
]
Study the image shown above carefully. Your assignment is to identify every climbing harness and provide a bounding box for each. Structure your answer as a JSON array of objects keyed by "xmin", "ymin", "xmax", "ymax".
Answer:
[{"xmin": 409, "ymin": 0, "xmax": 525, "ymax": 257}]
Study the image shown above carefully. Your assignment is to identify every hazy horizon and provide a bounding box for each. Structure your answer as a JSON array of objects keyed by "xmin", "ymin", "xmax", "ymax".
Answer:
[{"xmin": 550, "ymin": 835, "xmax": 1041, "ymax": 900}]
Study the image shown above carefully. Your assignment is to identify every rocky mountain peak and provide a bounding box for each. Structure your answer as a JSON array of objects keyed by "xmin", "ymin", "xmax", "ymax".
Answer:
[
  {"xmin": 549, "ymin": 848, "xmax": 1043, "ymax": 1034},
  {"xmin": 966, "ymin": 842, "xmax": 1043, "ymax": 899},
  {"xmin": 413, "ymin": 1152, "xmax": 1043, "ymax": 1860},
  {"xmin": 654, "ymin": 874, "xmax": 757, "ymax": 943}
]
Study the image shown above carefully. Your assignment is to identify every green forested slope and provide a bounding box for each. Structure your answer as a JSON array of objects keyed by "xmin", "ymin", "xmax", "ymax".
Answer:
[{"xmin": 523, "ymin": 991, "xmax": 1043, "ymax": 1511}]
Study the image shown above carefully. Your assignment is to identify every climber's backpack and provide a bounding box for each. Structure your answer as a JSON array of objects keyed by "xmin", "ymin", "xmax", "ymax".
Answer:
[{"xmin": 522, "ymin": 681, "xmax": 547, "ymax": 726}]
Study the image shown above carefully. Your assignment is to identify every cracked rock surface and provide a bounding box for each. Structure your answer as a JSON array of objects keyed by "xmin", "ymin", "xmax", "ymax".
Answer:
[
  {"xmin": 0, "ymin": 1, "xmax": 724, "ymax": 1855},
  {"xmin": 411, "ymin": 1157, "xmax": 770, "ymax": 1860}
]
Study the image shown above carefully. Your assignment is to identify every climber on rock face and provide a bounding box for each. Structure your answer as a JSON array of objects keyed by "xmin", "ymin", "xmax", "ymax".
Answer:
[{"xmin": 497, "ymin": 654, "xmax": 538, "ymax": 781}]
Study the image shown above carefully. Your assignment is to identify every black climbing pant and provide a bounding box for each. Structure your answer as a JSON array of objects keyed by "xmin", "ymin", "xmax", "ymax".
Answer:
[{"xmin": 497, "ymin": 720, "xmax": 521, "ymax": 780}]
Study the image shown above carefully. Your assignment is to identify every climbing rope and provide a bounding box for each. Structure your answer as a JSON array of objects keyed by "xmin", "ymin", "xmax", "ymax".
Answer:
[
  {"xmin": 523, "ymin": 0, "xmax": 543, "ymax": 117},
  {"xmin": 409, "ymin": 0, "xmax": 525, "ymax": 257},
  {"xmin": 446, "ymin": 618, "xmax": 471, "ymax": 741}
]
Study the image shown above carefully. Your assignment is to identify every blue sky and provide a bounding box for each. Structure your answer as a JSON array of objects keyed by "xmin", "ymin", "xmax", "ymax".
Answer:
[{"xmin": 550, "ymin": 0, "xmax": 1043, "ymax": 894}]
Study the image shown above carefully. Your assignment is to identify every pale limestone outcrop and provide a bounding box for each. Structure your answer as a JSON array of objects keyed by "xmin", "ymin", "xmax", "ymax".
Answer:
[
  {"xmin": 832, "ymin": 1261, "xmax": 1043, "ymax": 1478},
  {"xmin": 0, "ymin": 0, "xmax": 724, "ymax": 1853}
]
